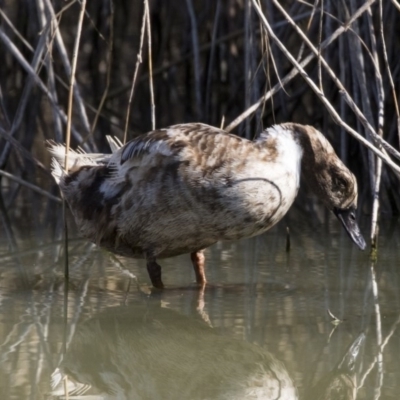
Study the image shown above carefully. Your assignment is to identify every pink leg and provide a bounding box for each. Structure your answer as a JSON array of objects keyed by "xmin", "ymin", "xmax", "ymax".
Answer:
[{"xmin": 190, "ymin": 250, "xmax": 206, "ymax": 285}]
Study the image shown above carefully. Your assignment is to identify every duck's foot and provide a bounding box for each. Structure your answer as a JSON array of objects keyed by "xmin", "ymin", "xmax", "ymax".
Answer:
[
  {"xmin": 146, "ymin": 258, "xmax": 164, "ymax": 289},
  {"xmin": 190, "ymin": 250, "xmax": 206, "ymax": 285}
]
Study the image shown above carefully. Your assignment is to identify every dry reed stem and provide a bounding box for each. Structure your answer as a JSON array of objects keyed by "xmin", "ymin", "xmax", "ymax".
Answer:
[
  {"xmin": 0, "ymin": 24, "xmax": 50, "ymax": 167},
  {"xmin": 36, "ymin": 0, "xmax": 63, "ymax": 143},
  {"xmin": 0, "ymin": 27, "xmax": 85, "ymax": 144},
  {"xmin": 88, "ymin": 0, "xmax": 114, "ymax": 140},
  {"xmin": 250, "ymin": 0, "xmax": 400, "ymax": 177},
  {"xmin": 273, "ymin": 0, "xmax": 390, "ymax": 245},
  {"xmin": 379, "ymin": 0, "xmax": 400, "ymax": 142},
  {"xmin": 0, "ymin": 85, "xmax": 10, "ymax": 129},
  {"xmin": 185, "ymin": 0, "xmax": 202, "ymax": 119},
  {"xmin": 106, "ymin": 11, "xmax": 312, "ymax": 100},
  {"xmin": 256, "ymin": 0, "xmax": 288, "ymax": 129},
  {"xmin": 0, "ymin": 8, "xmax": 33, "ymax": 50},
  {"xmin": 368, "ymin": 6, "xmax": 385, "ymax": 248},
  {"xmin": 317, "ymin": 0, "xmax": 323, "ymax": 92},
  {"xmin": 0, "ymin": 170, "xmax": 62, "ymax": 203},
  {"xmin": 225, "ymin": 0, "xmax": 376, "ymax": 132},
  {"xmin": 123, "ymin": 0, "xmax": 147, "ymax": 144},
  {"xmin": 390, "ymin": 0, "xmax": 400, "ymax": 12},
  {"xmin": 64, "ymin": 0, "xmax": 87, "ymax": 172},
  {"xmin": 1, "ymin": 0, "xmax": 90, "ymax": 147},
  {"xmin": 145, "ymin": 0, "xmax": 156, "ymax": 130},
  {"xmin": 205, "ymin": 0, "xmax": 221, "ymax": 121},
  {"xmin": 44, "ymin": 0, "xmax": 92, "ymax": 143},
  {"xmin": 244, "ymin": 0, "xmax": 253, "ymax": 138},
  {"xmin": 63, "ymin": 0, "xmax": 87, "ymax": 282},
  {"xmin": 348, "ymin": 0, "xmax": 376, "ymax": 192},
  {"xmin": 0, "ymin": 128, "xmax": 51, "ymax": 174}
]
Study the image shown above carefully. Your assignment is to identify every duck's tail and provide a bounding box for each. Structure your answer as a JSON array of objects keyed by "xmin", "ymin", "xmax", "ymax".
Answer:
[{"xmin": 47, "ymin": 141, "xmax": 115, "ymax": 184}]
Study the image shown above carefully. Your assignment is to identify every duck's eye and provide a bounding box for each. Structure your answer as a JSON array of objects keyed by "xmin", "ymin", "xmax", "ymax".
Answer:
[{"xmin": 331, "ymin": 174, "xmax": 347, "ymax": 191}]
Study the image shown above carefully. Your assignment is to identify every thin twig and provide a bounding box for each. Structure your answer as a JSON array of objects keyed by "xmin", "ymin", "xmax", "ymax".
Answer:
[
  {"xmin": 185, "ymin": 0, "xmax": 202, "ymax": 119},
  {"xmin": 63, "ymin": 0, "xmax": 87, "ymax": 281},
  {"xmin": 0, "ymin": 26, "xmax": 86, "ymax": 145},
  {"xmin": 368, "ymin": 5, "xmax": 385, "ymax": 249},
  {"xmin": 145, "ymin": 0, "xmax": 156, "ymax": 130},
  {"xmin": 244, "ymin": 0, "xmax": 252, "ymax": 138},
  {"xmin": 0, "ymin": 23, "xmax": 50, "ymax": 168},
  {"xmin": 205, "ymin": 0, "xmax": 221, "ymax": 121},
  {"xmin": 380, "ymin": 0, "xmax": 400, "ymax": 146},
  {"xmin": 0, "ymin": 169, "xmax": 62, "ymax": 203},
  {"xmin": 36, "ymin": 0, "xmax": 63, "ymax": 143},
  {"xmin": 44, "ymin": 0, "xmax": 92, "ymax": 144},
  {"xmin": 249, "ymin": 0, "xmax": 400, "ymax": 176},
  {"xmin": 0, "ymin": 8, "xmax": 34, "ymax": 51},
  {"xmin": 390, "ymin": 0, "xmax": 400, "ymax": 12},
  {"xmin": 106, "ymin": 11, "xmax": 313, "ymax": 100},
  {"xmin": 64, "ymin": 0, "xmax": 87, "ymax": 172},
  {"xmin": 123, "ymin": 1, "xmax": 147, "ymax": 144},
  {"xmin": 225, "ymin": 0, "xmax": 377, "ymax": 132},
  {"xmin": 88, "ymin": 0, "xmax": 114, "ymax": 139},
  {"xmin": 348, "ymin": 0, "xmax": 376, "ymax": 192}
]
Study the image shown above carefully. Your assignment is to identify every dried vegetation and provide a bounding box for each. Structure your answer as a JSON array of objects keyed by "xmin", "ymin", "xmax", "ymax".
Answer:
[{"xmin": 0, "ymin": 0, "xmax": 399, "ymax": 247}]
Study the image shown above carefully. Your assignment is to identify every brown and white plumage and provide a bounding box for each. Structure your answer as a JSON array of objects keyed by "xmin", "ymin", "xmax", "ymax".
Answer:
[{"xmin": 48, "ymin": 122, "xmax": 365, "ymax": 288}]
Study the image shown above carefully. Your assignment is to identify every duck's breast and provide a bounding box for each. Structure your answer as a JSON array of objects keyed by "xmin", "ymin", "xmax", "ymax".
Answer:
[{"xmin": 195, "ymin": 133, "xmax": 302, "ymax": 240}]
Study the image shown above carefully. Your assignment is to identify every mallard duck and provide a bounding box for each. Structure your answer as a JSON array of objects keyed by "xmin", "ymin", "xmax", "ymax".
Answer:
[{"xmin": 48, "ymin": 122, "xmax": 366, "ymax": 288}]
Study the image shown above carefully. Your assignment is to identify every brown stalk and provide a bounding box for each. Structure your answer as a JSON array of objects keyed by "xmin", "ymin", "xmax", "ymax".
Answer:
[
  {"xmin": 225, "ymin": 0, "xmax": 377, "ymax": 133},
  {"xmin": 63, "ymin": 0, "xmax": 87, "ymax": 281},
  {"xmin": 145, "ymin": 0, "xmax": 156, "ymax": 130},
  {"xmin": 249, "ymin": 0, "xmax": 400, "ymax": 176},
  {"xmin": 123, "ymin": 0, "xmax": 147, "ymax": 144},
  {"xmin": 88, "ymin": 0, "xmax": 115, "ymax": 140}
]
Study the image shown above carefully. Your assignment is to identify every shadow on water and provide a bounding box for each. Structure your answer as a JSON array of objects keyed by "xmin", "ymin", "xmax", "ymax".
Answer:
[{"xmin": 0, "ymin": 213, "xmax": 400, "ymax": 399}]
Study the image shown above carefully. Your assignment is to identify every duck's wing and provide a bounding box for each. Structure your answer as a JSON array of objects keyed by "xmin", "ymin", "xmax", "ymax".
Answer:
[
  {"xmin": 112, "ymin": 123, "xmax": 229, "ymax": 167},
  {"xmin": 119, "ymin": 129, "xmax": 180, "ymax": 165}
]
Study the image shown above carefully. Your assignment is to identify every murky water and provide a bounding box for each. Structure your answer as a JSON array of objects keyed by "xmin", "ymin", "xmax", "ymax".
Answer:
[{"xmin": 0, "ymin": 211, "xmax": 399, "ymax": 399}]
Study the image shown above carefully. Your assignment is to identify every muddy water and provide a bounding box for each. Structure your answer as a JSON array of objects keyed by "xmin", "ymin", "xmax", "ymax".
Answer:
[{"xmin": 0, "ymin": 212, "xmax": 399, "ymax": 399}]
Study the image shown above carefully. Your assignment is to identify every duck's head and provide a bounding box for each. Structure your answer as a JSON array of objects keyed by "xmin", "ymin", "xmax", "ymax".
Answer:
[
  {"xmin": 285, "ymin": 123, "xmax": 366, "ymax": 250},
  {"xmin": 327, "ymin": 167, "xmax": 366, "ymax": 251}
]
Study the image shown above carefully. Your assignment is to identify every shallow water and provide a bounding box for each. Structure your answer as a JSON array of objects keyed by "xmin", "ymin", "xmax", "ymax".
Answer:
[{"xmin": 0, "ymin": 212, "xmax": 399, "ymax": 400}]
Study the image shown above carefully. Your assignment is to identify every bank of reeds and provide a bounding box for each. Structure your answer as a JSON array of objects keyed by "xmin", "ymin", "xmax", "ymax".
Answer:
[{"xmin": 0, "ymin": 0, "xmax": 399, "ymax": 249}]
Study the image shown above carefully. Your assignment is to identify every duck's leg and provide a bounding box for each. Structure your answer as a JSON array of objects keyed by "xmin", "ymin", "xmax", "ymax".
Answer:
[
  {"xmin": 190, "ymin": 250, "xmax": 206, "ymax": 285},
  {"xmin": 146, "ymin": 255, "xmax": 164, "ymax": 289}
]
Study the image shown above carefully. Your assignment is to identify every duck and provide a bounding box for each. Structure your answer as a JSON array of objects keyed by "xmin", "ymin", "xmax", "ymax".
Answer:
[{"xmin": 48, "ymin": 122, "xmax": 366, "ymax": 288}]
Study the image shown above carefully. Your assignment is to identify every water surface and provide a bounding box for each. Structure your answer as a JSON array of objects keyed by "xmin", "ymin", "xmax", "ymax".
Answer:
[{"xmin": 0, "ymin": 212, "xmax": 399, "ymax": 399}]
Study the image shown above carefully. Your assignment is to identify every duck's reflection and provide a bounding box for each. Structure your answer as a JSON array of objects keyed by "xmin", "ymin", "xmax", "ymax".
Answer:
[
  {"xmin": 52, "ymin": 296, "xmax": 298, "ymax": 400},
  {"xmin": 51, "ymin": 293, "xmax": 366, "ymax": 400}
]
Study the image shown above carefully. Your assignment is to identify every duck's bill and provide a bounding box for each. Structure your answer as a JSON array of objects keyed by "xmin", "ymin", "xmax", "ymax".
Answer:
[{"xmin": 333, "ymin": 207, "xmax": 366, "ymax": 250}]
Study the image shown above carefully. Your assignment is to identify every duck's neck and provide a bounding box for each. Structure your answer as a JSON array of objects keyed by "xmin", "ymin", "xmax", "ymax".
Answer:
[
  {"xmin": 258, "ymin": 125, "xmax": 304, "ymax": 189},
  {"xmin": 279, "ymin": 123, "xmax": 356, "ymax": 210},
  {"xmin": 283, "ymin": 123, "xmax": 336, "ymax": 205}
]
